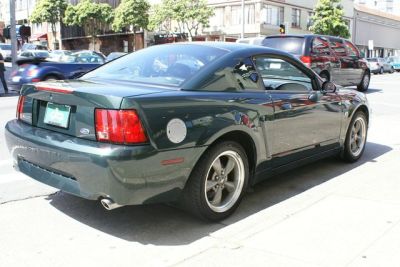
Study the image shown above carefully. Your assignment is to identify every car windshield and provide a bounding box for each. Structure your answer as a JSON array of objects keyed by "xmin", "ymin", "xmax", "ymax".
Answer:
[
  {"xmin": 0, "ymin": 44, "xmax": 11, "ymax": 50},
  {"xmin": 59, "ymin": 51, "xmax": 104, "ymax": 63},
  {"xmin": 82, "ymin": 44, "xmax": 229, "ymax": 86},
  {"xmin": 367, "ymin": 58, "xmax": 377, "ymax": 62},
  {"xmin": 262, "ymin": 37, "xmax": 304, "ymax": 55},
  {"xmin": 34, "ymin": 51, "xmax": 49, "ymax": 57}
]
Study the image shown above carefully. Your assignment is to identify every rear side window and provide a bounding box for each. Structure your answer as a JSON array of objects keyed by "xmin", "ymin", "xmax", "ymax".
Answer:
[
  {"xmin": 344, "ymin": 41, "xmax": 359, "ymax": 57},
  {"xmin": 311, "ymin": 37, "xmax": 330, "ymax": 56},
  {"xmin": 329, "ymin": 38, "xmax": 347, "ymax": 57},
  {"xmin": 262, "ymin": 37, "xmax": 305, "ymax": 55}
]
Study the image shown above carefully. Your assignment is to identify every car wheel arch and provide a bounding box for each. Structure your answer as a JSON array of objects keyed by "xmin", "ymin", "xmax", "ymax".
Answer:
[
  {"xmin": 43, "ymin": 73, "xmax": 64, "ymax": 80},
  {"xmin": 188, "ymin": 130, "xmax": 258, "ymax": 188},
  {"xmin": 346, "ymin": 104, "xmax": 369, "ymax": 134}
]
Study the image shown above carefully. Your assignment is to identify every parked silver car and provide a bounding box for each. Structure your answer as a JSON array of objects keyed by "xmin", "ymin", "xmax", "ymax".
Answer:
[{"xmin": 367, "ymin": 57, "xmax": 394, "ymax": 74}]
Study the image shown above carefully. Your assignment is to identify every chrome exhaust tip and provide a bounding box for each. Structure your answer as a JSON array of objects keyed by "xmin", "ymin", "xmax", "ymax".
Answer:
[{"xmin": 100, "ymin": 198, "xmax": 124, "ymax": 210}]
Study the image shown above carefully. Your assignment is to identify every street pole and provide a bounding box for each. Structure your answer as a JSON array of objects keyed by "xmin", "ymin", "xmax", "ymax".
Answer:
[
  {"xmin": 10, "ymin": 0, "xmax": 18, "ymax": 72},
  {"xmin": 241, "ymin": 0, "xmax": 245, "ymax": 39}
]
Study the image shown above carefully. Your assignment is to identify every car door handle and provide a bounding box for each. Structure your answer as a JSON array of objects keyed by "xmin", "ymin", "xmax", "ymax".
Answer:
[{"xmin": 281, "ymin": 103, "xmax": 292, "ymax": 110}]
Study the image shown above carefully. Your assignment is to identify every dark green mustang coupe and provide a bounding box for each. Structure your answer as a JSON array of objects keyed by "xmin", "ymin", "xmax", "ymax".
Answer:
[{"xmin": 5, "ymin": 42, "xmax": 369, "ymax": 221}]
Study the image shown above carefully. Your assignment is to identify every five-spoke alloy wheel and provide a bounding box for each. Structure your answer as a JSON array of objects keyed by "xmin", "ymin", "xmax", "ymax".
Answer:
[
  {"xmin": 183, "ymin": 141, "xmax": 249, "ymax": 221},
  {"xmin": 342, "ymin": 111, "xmax": 368, "ymax": 162}
]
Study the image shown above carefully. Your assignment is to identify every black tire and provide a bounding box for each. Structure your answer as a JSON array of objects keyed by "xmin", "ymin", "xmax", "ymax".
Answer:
[
  {"xmin": 341, "ymin": 111, "xmax": 368, "ymax": 163},
  {"xmin": 182, "ymin": 141, "xmax": 249, "ymax": 221},
  {"xmin": 357, "ymin": 72, "xmax": 370, "ymax": 92},
  {"xmin": 379, "ymin": 67, "xmax": 384, "ymax": 74},
  {"xmin": 44, "ymin": 75, "xmax": 60, "ymax": 81}
]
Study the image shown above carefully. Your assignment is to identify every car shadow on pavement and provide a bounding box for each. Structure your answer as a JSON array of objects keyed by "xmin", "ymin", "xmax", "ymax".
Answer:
[
  {"xmin": 0, "ymin": 92, "xmax": 19, "ymax": 97},
  {"xmin": 47, "ymin": 141, "xmax": 391, "ymax": 245},
  {"xmin": 365, "ymin": 88, "xmax": 383, "ymax": 94}
]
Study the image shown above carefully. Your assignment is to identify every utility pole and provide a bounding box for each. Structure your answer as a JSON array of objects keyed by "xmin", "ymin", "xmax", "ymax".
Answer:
[
  {"xmin": 10, "ymin": 0, "xmax": 18, "ymax": 72},
  {"xmin": 241, "ymin": 0, "xmax": 245, "ymax": 39}
]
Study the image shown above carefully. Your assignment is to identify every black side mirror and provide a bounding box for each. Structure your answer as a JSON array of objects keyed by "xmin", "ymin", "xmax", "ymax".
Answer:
[{"xmin": 322, "ymin": 81, "xmax": 336, "ymax": 93}]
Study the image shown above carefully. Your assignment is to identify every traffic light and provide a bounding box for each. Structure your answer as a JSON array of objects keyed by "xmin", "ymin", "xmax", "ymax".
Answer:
[
  {"xmin": 279, "ymin": 24, "xmax": 285, "ymax": 34},
  {"xmin": 19, "ymin": 25, "xmax": 31, "ymax": 37},
  {"xmin": 3, "ymin": 27, "xmax": 10, "ymax": 39}
]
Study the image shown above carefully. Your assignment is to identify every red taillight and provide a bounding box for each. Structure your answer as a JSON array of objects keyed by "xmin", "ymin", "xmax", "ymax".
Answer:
[
  {"xmin": 95, "ymin": 109, "xmax": 148, "ymax": 144},
  {"xmin": 300, "ymin": 56, "xmax": 312, "ymax": 67},
  {"xmin": 16, "ymin": 95, "xmax": 25, "ymax": 119}
]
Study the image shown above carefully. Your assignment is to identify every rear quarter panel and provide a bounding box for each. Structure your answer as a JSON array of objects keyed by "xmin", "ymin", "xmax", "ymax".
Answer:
[{"xmin": 121, "ymin": 90, "xmax": 272, "ymax": 166}]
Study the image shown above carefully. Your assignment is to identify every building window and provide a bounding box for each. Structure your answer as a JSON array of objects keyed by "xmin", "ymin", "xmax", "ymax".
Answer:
[
  {"xmin": 231, "ymin": 4, "xmax": 256, "ymax": 25},
  {"xmin": 307, "ymin": 11, "xmax": 314, "ymax": 29},
  {"xmin": 343, "ymin": 19, "xmax": 350, "ymax": 30},
  {"xmin": 231, "ymin": 6, "xmax": 241, "ymax": 25},
  {"xmin": 264, "ymin": 5, "xmax": 284, "ymax": 26},
  {"xmin": 292, "ymin": 8, "xmax": 301, "ymax": 28},
  {"xmin": 210, "ymin": 7, "xmax": 225, "ymax": 27},
  {"xmin": 246, "ymin": 4, "xmax": 255, "ymax": 24}
]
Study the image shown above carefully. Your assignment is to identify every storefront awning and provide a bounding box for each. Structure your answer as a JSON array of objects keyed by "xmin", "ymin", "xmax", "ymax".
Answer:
[{"xmin": 30, "ymin": 33, "xmax": 47, "ymax": 41}]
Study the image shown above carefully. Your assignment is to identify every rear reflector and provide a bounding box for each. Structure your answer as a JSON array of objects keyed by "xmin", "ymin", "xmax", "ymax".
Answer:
[
  {"xmin": 95, "ymin": 109, "xmax": 148, "ymax": 144},
  {"xmin": 300, "ymin": 56, "xmax": 312, "ymax": 68},
  {"xmin": 16, "ymin": 96, "xmax": 25, "ymax": 119}
]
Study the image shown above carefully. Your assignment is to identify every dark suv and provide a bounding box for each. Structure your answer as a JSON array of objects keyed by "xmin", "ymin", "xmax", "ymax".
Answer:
[{"xmin": 262, "ymin": 34, "xmax": 370, "ymax": 92}]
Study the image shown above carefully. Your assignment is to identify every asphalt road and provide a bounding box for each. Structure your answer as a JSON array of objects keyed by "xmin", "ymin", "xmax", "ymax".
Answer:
[{"xmin": 0, "ymin": 73, "xmax": 400, "ymax": 266}]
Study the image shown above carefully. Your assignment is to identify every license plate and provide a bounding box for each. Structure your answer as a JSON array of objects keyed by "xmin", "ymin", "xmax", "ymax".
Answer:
[{"xmin": 43, "ymin": 102, "xmax": 71, "ymax": 128}]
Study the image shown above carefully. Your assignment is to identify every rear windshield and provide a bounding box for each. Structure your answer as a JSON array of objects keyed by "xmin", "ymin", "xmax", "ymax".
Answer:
[
  {"xmin": 262, "ymin": 37, "xmax": 304, "ymax": 55},
  {"xmin": 82, "ymin": 44, "xmax": 228, "ymax": 87},
  {"xmin": 0, "ymin": 44, "xmax": 11, "ymax": 50}
]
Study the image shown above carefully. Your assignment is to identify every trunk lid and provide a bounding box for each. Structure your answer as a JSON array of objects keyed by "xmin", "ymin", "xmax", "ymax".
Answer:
[{"xmin": 21, "ymin": 79, "xmax": 167, "ymax": 141}]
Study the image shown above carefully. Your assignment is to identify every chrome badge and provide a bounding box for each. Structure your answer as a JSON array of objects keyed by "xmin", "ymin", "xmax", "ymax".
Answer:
[{"xmin": 80, "ymin": 128, "xmax": 90, "ymax": 135}]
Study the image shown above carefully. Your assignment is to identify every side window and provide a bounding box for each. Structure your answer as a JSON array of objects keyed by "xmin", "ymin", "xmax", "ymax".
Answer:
[
  {"xmin": 329, "ymin": 38, "xmax": 347, "ymax": 57},
  {"xmin": 312, "ymin": 37, "xmax": 330, "ymax": 56},
  {"xmin": 199, "ymin": 57, "xmax": 261, "ymax": 91},
  {"xmin": 344, "ymin": 41, "xmax": 360, "ymax": 57},
  {"xmin": 253, "ymin": 56, "xmax": 313, "ymax": 91},
  {"xmin": 232, "ymin": 58, "xmax": 260, "ymax": 90}
]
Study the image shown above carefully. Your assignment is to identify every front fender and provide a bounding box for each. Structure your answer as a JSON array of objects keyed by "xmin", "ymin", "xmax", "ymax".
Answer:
[{"xmin": 339, "ymin": 89, "xmax": 370, "ymax": 143}]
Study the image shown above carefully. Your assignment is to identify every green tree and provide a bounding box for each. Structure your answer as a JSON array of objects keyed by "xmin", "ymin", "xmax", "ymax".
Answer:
[
  {"xmin": 63, "ymin": 0, "xmax": 114, "ymax": 50},
  {"xmin": 30, "ymin": 0, "xmax": 67, "ymax": 47},
  {"xmin": 112, "ymin": 0, "xmax": 150, "ymax": 32},
  {"xmin": 149, "ymin": 0, "xmax": 214, "ymax": 40},
  {"xmin": 310, "ymin": 0, "xmax": 350, "ymax": 39}
]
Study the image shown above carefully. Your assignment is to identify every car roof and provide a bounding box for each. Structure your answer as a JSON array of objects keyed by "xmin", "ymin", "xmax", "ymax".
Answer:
[
  {"xmin": 265, "ymin": 34, "xmax": 350, "ymax": 40},
  {"xmin": 158, "ymin": 41, "xmax": 284, "ymax": 54}
]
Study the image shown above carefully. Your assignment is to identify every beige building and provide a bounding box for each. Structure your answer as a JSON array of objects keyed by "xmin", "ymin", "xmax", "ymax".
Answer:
[
  {"xmin": 203, "ymin": 0, "xmax": 354, "ymax": 41},
  {"xmin": 354, "ymin": 0, "xmax": 400, "ymax": 14}
]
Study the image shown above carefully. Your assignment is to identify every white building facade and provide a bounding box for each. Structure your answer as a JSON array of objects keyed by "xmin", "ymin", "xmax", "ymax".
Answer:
[{"xmin": 203, "ymin": 0, "xmax": 354, "ymax": 41}]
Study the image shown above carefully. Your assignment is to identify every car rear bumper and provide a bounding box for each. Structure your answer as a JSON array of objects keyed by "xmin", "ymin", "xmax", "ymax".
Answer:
[{"xmin": 5, "ymin": 119, "xmax": 206, "ymax": 205}]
